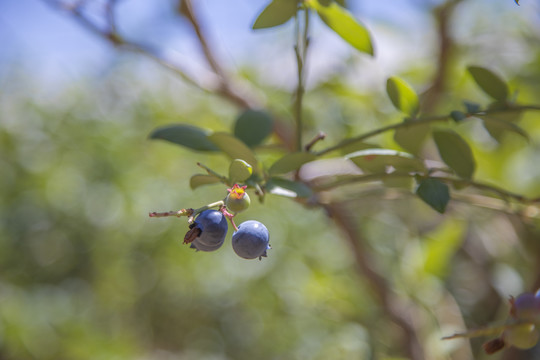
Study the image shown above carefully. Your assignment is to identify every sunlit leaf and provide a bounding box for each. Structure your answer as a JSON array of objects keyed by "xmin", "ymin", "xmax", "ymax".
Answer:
[
  {"xmin": 190, "ymin": 174, "xmax": 223, "ymax": 190},
  {"xmin": 416, "ymin": 178, "xmax": 450, "ymax": 214},
  {"xmin": 208, "ymin": 132, "xmax": 260, "ymax": 173},
  {"xmin": 346, "ymin": 149, "xmax": 425, "ymax": 173},
  {"xmin": 269, "ymin": 152, "xmax": 317, "ymax": 175},
  {"xmin": 393, "ymin": 122, "xmax": 430, "ymax": 155},
  {"xmin": 423, "ymin": 218, "xmax": 465, "ymax": 278},
  {"xmin": 433, "ymin": 130, "xmax": 476, "ymax": 180},
  {"xmin": 229, "ymin": 159, "xmax": 253, "ymax": 183},
  {"xmin": 306, "ymin": 0, "xmax": 374, "ymax": 55},
  {"xmin": 266, "ymin": 177, "xmax": 313, "ymax": 198},
  {"xmin": 468, "ymin": 66, "xmax": 509, "ymax": 101},
  {"xmin": 234, "ymin": 110, "xmax": 274, "ymax": 148},
  {"xmin": 386, "ymin": 77, "xmax": 420, "ymax": 117},
  {"xmin": 149, "ymin": 124, "xmax": 218, "ymax": 151},
  {"xmin": 252, "ymin": 0, "xmax": 298, "ymax": 29}
]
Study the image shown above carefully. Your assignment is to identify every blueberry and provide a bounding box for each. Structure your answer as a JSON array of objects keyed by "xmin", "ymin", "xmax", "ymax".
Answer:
[
  {"xmin": 190, "ymin": 238, "xmax": 224, "ymax": 252},
  {"xmin": 510, "ymin": 293, "xmax": 540, "ymax": 321},
  {"xmin": 232, "ymin": 220, "xmax": 270, "ymax": 260},
  {"xmin": 184, "ymin": 210, "xmax": 228, "ymax": 251}
]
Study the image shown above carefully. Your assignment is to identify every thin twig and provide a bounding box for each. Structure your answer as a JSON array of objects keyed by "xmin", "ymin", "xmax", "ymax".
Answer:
[
  {"xmin": 315, "ymin": 105, "xmax": 540, "ymax": 156},
  {"xmin": 293, "ymin": 9, "xmax": 310, "ymax": 151}
]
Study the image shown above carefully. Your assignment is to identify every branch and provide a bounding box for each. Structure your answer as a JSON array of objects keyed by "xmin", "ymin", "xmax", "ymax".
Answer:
[
  {"xmin": 178, "ymin": 0, "xmax": 258, "ymax": 109},
  {"xmin": 421, "ymin": 0, "xmax": 464, "ymax": 113},
  {"xmin": 314, "ymin": 104, "xmax": 540, "ymax": 156},
  {"xmin": 313, "ymin": 171, "xmax": 540, "ymax": 206},
  {"xmin": 293, "ymin": 9, "xmax": 310, "ymax": 151},
  {"xmin": 324, "ymin": 202, "xmax": 425, "ymax": 360}
]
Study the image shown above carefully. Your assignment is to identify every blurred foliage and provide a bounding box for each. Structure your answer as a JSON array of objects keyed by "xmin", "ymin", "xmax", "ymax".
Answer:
[{"xmin": 1, "ymin": 0, "xmax": 540, "ymax": 359}]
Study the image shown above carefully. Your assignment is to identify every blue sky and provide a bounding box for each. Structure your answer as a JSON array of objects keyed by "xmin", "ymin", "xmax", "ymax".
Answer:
[{"xmin": 0, "ymin": 0, "xmax": 536, "ymax": 90}]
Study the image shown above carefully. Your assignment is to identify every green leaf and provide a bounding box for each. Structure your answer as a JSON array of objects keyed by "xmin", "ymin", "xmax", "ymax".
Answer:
[
  {"xmin": 229, "ymin": 159, "xmax": 253, "ymax": 184},
  {"xmin": 269, "ymin": 152, "xmax": 317, "ymax": 175},
  {"xmin": 422, "ymin": 219, "xmax": 465, "ymax": 278},
  {"xmin": 393, "ymin": 122, "xmax": 430, "ymax": 155},
  {"xmin": 149, "ymin": 124, "xmax": 218, "ymax": 151},
  {"xmin": 482, "ymin": 117, "xmax": 529, "ymax": 143},
  {"xmin": 266, "ymin": 178, "xmax": 313, "ymax": 198},
  {"xmin": 252, "ymin": 0, "xmax": 298, "ymax": 29},
  {"xmin": 234, "ymin": 110, "xmax": 274, "ymax": 147},
  {"xmin": 306, "ymin": 0, "xmax": 374, "ymax": 55},
  {"xmin": 386, "ymin": 77, "xmax": 420, "ymax": 117},
  {"xmin": 416, "ymin": 178, "xmax": 450, "ymax": 214},
  {"xmin": 207, "ymin": 132, "xmax": 260, "ymax": 173},
  {"xmin": 467, "ymin": 66, "xmax": 509, "ymax": 101},
  {"xmin": 346, "ymin": 149, "xmax": 425, "ymax": 174},
  {"xmin": 433, "ymin": 130, "xmax": 476, "ymax": 179},
  {"xmin": 190, "ymin": 174, "xmax": 223, "ymax": 190}
]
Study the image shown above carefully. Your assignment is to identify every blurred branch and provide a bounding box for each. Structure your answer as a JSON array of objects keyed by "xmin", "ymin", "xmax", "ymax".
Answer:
[
  {"xmin": 41, "ymin": 0, "xmax": 260, "ymax": 109},
  {"xmin": 421, "ymin": 0, "xmax": 464, "ymax": 112},
  {"xmin": 313, "ymin": 171, "xmax": 540, "ymax": 209},
  {"xmin": 324, "ymin": 202, "xmax": 425, "ymax": 360},
  {"xmin": 178, "ymin": 0, "xmax": 258, "ymax": 109},
  {"xmin": 314, "ymin": 104, "xmax": 540, "ymax": 156},
  {"xmin": 293, "ymin": 9, "xmax": 310, "ymax": 151}
]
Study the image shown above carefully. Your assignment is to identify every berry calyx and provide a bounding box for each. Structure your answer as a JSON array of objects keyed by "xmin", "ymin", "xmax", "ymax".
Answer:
[
  {"xmin": 225, "ymin": 184, "xmax": 251, "ymax": 214},
  {"xmin": 232, "ymin": 220, "xmax": 270, "ymax": 260}
]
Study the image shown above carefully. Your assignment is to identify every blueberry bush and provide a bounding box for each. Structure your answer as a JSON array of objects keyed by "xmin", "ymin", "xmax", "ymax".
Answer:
[{"xmin": 1, "ymin": 0, "xmax": 540, "ymax": 359}]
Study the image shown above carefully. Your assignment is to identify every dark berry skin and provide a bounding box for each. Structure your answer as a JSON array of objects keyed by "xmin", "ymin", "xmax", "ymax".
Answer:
[
  {"xmin": 186, "ymin": 210, "xmax": 228, "ymax": 251},
  {"xmin": 510, "ymin": 293, "xmax": 540, "ymax": 321},
  {"xmin": 232, "ymin": 220, "xmax": 270, "ymax": 260}
]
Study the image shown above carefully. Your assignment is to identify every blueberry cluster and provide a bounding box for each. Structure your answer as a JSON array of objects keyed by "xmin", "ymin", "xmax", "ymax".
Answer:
[
  {"xmin": 185, "ymin": 209, "xmax": 270, "ymax": 260},
  {"xmin": 503, "ymin": 291, "xmax": 540, "ymax": 349}
]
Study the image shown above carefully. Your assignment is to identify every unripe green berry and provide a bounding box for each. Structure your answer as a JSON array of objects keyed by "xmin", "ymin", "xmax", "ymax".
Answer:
[
  {"xmin": 225, "ymin": 184, "xmax": 250, "ymax": 213},
  {"xmin": 503, "ymin": 324, "xmax": 540, "ymax": 350}
]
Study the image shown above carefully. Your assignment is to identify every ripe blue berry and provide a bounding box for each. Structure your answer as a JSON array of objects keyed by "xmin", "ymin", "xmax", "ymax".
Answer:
[
  {"xmin": 232, "ymin": 220, "xmax": 270, "ymax": 260},
  {"xmin": 510, "ymin": 293, "xmax": 540, "ymax": 322},
  {"xmin": 184, "ymin": 210, "xmax": 228, "ymax": 252}
]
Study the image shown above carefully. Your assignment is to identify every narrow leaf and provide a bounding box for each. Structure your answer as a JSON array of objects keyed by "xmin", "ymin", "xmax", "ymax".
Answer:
[
  {"xmin": 229, "ymin": 159, "xmax": 253, "ymax": 183},
  {"xmin": 149, "ymin": 124, "xmax": 218, "ymax": 151},
  {"xmin": 269, "ymin": 152, "xmax": 317, "ymax": 175},
  {"xmin": 433, "ymin": 130, "xmax": 476, "ymax": 179},
  {"xmin": 416, "ymin": 178, "xmax": 450, "ymax": 214},
  {"xmin": 393, "ymin": 122, "xmax": 430, "ymax": 155},
  {"xmin": 234, "ymin": 110, "xmax": 274, "ymax": 147},
  {"xmin": 252, "ymin": 0, "xmax": 298, "ymax": 29},
  {"xmin": 190, "ymin": 174, "xmax": 223, "ymax": 190},
  {"xmin": 207, "ymin": 132, "xmax": 260, "ymax": 173},
  {"xmin": 482, "ymin": 117, "xmax": 529, "ymax": 143},
  {"xmin": 266, "ymin": 178, "xmax": 313, "ymax": 198},
  {"xmin": 468, "ymin": 66, "xmax": 509, "ymax": 101},
  {"xmin": 386, "ymin": 77, "xmax": 420, "ymax": 117},
  {"xmin": 346, "ymin": 149, "xmax": 425, "ymax": 174},
  {"xmin": 307, "ymin": 0, "xmax": 373, "ymax": 55}
]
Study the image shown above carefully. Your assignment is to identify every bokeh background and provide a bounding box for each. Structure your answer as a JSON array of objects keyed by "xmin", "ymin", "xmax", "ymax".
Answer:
[{"xmin": 1, "ymin": 0, "xmax": 540, "ymax": 359}]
